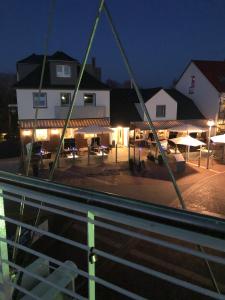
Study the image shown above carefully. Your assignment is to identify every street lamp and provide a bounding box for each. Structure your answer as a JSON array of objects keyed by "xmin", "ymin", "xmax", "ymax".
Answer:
[{"xmin": 207, "ymin": 119, "xmax": 215, "ymax": 169}]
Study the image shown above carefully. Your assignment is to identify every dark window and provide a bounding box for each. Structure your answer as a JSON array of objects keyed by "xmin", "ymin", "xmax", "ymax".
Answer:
[
  {"xmin": 84, "ymin": 94, "xmax": 96, "ymax": 106},
  {"xmin": 156, "ymin": 105, "xmax": 166, "ymax": 117},
  {"xmin": 60, "ymin": 93, "xmax": 71, "ymax": 106},
  {"xmin": 64, "ymin": 138, "xmax": 75, "ymax": 149},
  {"xmin": 33, "ymin": 93, "xmax": 47, "ymax": 108}
]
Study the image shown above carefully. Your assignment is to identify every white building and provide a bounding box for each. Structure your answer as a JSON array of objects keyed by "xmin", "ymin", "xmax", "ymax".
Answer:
[
  {"xmin": 15, "ymin": 51, "xmax": 110, "ymax": 150},
  {"xmin": 110, "ymin": 88, "xmax": 206, "ymax": 146},
  {"xmin": 175, "ymin": 60, "xmax": 225, "ymax": 133}
]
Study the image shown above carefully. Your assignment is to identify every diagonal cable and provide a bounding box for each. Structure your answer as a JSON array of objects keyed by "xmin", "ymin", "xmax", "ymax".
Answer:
[
  {"xmin": 12, "ymin": 0, "xmax": 56, "ymax": 274},
  {"xmin": 103, "ymin": 2, "xmax": 220, "ymax": 294}
]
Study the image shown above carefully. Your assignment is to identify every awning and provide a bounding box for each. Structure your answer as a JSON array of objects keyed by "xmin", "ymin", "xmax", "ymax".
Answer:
[
  {"xmin": 131, "ymin": 119, "xmax": 208, "ymax": 130},
  {"xmin": 75, "ymin": 125, "xmax": 113, "ymax": 134},
  {"xmin": 19, "ymin": 118, "xmax": 110, "ymax": 129},
  {"xmin": 168, "ymin": 124, "xmax": 207, "ymax": 133}
]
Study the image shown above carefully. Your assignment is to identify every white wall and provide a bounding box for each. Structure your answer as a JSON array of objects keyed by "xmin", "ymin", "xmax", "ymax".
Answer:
[
  {"xmin": 144, "ymin": 89, "xmax": 177, "ymax": 121},
  {"xmin": 16, "ymin": 89, "xmax": 110, "ymax": 120},
  {"xmin": 175, "ymin": 62, "xmax": 220, "ymax": 120}
]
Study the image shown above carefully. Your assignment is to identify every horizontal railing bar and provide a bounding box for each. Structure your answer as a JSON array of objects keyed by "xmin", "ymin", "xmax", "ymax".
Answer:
[
  {"xmin": 0, "ymin": 237, "xmax": 148, "ymax": 300},
  {"xmin": 3, "ymin": 192, "xmax": 225, "ymax": 265},
  {"xmin": 2, "ymin": 186, "xmax": 225, "ymax": 253},
  {"xmin": 1, "ymin": 259, "xmax": 86, "ymax": 300},
  {"xmin": 6, "ymin": 280, "xmax": 41, "ymax": 300},
  {"xmin": 0, "ymin": 215, "xmax": 89, "ymax": 252},
  {"xmin": 0, "ymin": 171, "xmax": 225, "ymax": 235},
  {"xmin": 92, "ymin": 219, "xmax": 225, "ymax": 266},
  {"xmin": 92, "ymin": 276, "xmax": 147, "ymax": 300},
  {"xmin": 3, "ymin": 193, "xmax": 88, "ymax": 224},
  {"xmin": 94, "ymin": 249, "xmax": 225, "ymax": 300},
  {"xmin": 0, "ymin": 237, "xmax": 89, "ymax": 279}
]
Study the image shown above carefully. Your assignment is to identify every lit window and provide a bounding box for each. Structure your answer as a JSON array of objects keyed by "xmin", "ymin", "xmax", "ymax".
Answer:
[
  {"xmin": 60, "ymin": 93, "xmax": 71, "ymax": 106},
  {"xmin": 84, "ymin": 94, "xmax": 96, "ymax": 106},
  {"xmin": 35, "ymin": 129, "xmax": 48, "ymax": 141},
  {"xmin": 56, "ymin": 65, "xmax": 71, "ymax": 78},
  {"xmin": 156, "ymin": 105, "xmax": 166, "ymax": 117},
  {"xmin": 33, "ymin": 93, "xmax": 47, "ymax": 108}
]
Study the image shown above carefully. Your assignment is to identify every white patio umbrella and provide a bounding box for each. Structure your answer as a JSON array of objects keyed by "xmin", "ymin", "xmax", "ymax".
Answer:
[
  {"xmin": 169, "ymin": 135, "xmax": 205, "ymax": 162},
  {"xmin": 169, "ymin": 135, "xmax": 205, "ymax": 147},
  {"xmin": 211, "ymin": 134, "xmax": 225, "ymax": 143},
  {"xmin": 211, "ymin": 134, "xmax": 225, "ymax": 161},
  {"xmin": 168, "ymin": 124, "xmax": 207, "ymax": 133},
  {"xmin": 75, "ymin": 125, "xmax": 113, "ymax": 134}
]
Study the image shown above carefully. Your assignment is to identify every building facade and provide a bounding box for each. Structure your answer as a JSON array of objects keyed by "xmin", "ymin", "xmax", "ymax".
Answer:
[
  {"xmin": 15, "ymin": 51, "xmax": 110, "ymax": 150},
  {"xmin": 175, "ymin": 60, "xmax": 225, "ymax": 133},
  {"xmin": 110, "ymin": 88, "xmax": 206, "ymax": 146}
]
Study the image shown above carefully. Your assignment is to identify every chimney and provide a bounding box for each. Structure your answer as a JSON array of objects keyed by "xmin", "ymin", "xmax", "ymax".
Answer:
[{"xmin": 92, "ymin": 57, "xmax": 96, "ymax": 68}]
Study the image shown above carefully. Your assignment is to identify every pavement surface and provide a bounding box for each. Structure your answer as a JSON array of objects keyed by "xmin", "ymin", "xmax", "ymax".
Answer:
[
  {"xmin": 1, "ymin": 155, "xmax": 225, "ymax": 218},
  {"xmin": 52, "ymin": 159, "xmax": 225, "ymax": 219}
]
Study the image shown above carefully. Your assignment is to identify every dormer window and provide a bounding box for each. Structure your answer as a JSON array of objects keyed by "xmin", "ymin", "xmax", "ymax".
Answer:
[{"xmin": 56, "ymin": 65, "xmax": 71, "ymax": 78}]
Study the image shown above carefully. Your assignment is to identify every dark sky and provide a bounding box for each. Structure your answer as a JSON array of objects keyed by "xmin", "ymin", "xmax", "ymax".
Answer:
[{"xmin": 1, "ymin": 0, "xmax": 225, "ymax": 87}]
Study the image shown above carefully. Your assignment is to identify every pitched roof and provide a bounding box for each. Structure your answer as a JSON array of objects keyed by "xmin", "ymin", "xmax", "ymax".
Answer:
[
  {"xmin": 110, "ymin": 88, "xmax": 205, "ymax": 126},
  {"xmin": 49, "ymin": 51, "xmax": 77, "ymax": 61},
  {"xmin": 17, "ymin": 51, "xmax": 77, "ymax": 64},
  {"xmin": 193, "ymin": 60, "xmax": 225, "ymax": 92},
  {"xmin": 15, "ymin": 63, "xmax": 109, "ymax": 90},
  {"xmin": 165, "ymin": 89, "xmax": 205, "ymax": 120},
  {"xmin": 17, "ymin": 54, "xmax": 44, "ymax": 64},
  {"xmin": 110, "ymin": 89, "xmax": 142, "ymax": 127},
  {"xmin": 110, "ymin": 88, "xmax": 161, "ymax": 127}
]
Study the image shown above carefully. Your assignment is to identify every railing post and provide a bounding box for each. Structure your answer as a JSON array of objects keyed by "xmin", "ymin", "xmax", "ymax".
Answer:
[
  {"xmin": 87, "ymin": 211, "xmax": 95, "ymax": 300},
  {"xmin": 115, "ymin": 144, "xmax": 118, "ymax": 163},
  {"xmin": 0, "ymin": 189, "xmax": 10, "ymax": 299},
  {"xmin": 128, "ymin": 143, "xmax": 130, "ymax": 162}
]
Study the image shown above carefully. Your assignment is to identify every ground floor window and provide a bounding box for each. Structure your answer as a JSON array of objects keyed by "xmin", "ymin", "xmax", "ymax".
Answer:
[{"xmin": 35, "ymin": 129, "xmax": 48, "ymax": 141}]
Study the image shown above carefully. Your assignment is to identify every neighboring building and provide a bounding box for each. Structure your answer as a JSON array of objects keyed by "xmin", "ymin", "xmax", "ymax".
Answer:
[
  {"xmin": 175, "ymin": 60, "xmax": 225, "ymax": 133},
  {"xmin": 110, "ymin": 88, "xmax": 206, "ymax": 146},
  {"xmin": 15, "ymin": 51, "xmax": 110, "ymax": 150}
]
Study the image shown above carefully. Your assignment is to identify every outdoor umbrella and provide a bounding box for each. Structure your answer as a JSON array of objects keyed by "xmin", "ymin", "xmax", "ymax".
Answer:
[
  {"xmin": 169, "ymin": 135, "xmax": 205, "ymax": 162},
  {"xmin": 211, "ymin": 134, "xmax": 225, "ymax": 143},
  {"xmin": 211, "ymin": 134, "xmax": 225, "ymax": 161},
  {"xmin": 168, "ymin": 124, "xmax": 207, "ymax": 133},
  {"xmin": 169, "ymin": 135, "xmax": 205, "ymax": 147}
]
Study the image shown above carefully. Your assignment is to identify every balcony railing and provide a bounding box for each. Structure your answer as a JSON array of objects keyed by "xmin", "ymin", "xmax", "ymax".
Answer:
[
  {"xmin": 0, "ymin": 171, "xmax": 225, "ymax": 299},
  {"xmin": 55, "ymin": 105, "xmax": 106, "ymax": 119}
]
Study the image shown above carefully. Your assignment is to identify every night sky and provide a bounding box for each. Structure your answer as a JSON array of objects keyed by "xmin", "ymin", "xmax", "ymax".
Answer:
[{"xmin": 1, "ymin": 0, "xmax": 225, "ymax": 87}]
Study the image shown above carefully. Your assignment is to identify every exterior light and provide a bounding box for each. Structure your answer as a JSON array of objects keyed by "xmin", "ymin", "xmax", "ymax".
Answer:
[
  {"xmin": 207, "ymin": 120, "xmax": 215, "ymax": 127},
  {"xmin": 51, "ymin": 129, "xmax": 59, "ymax": 135},
  {"xmin": 23, "ymin": 130, "xmax": 32, "ymax": 136},
  {"xmin": 89, "ymin": 247, "xmax": 97, "ymax": 264},
  {"xmin": 206, "ymin": 119, "xmax": 215, "ymax": 169}
]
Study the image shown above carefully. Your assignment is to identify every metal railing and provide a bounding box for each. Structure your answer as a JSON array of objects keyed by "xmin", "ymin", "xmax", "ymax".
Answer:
[{"xmin": 0, "ymin": 171, "xmax": 225, "ymax": 299}]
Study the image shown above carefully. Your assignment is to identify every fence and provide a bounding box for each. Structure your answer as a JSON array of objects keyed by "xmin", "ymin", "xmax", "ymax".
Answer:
[{"xmin": 0, "ymin": 171, "xmax": 224, "ymax": 299}]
